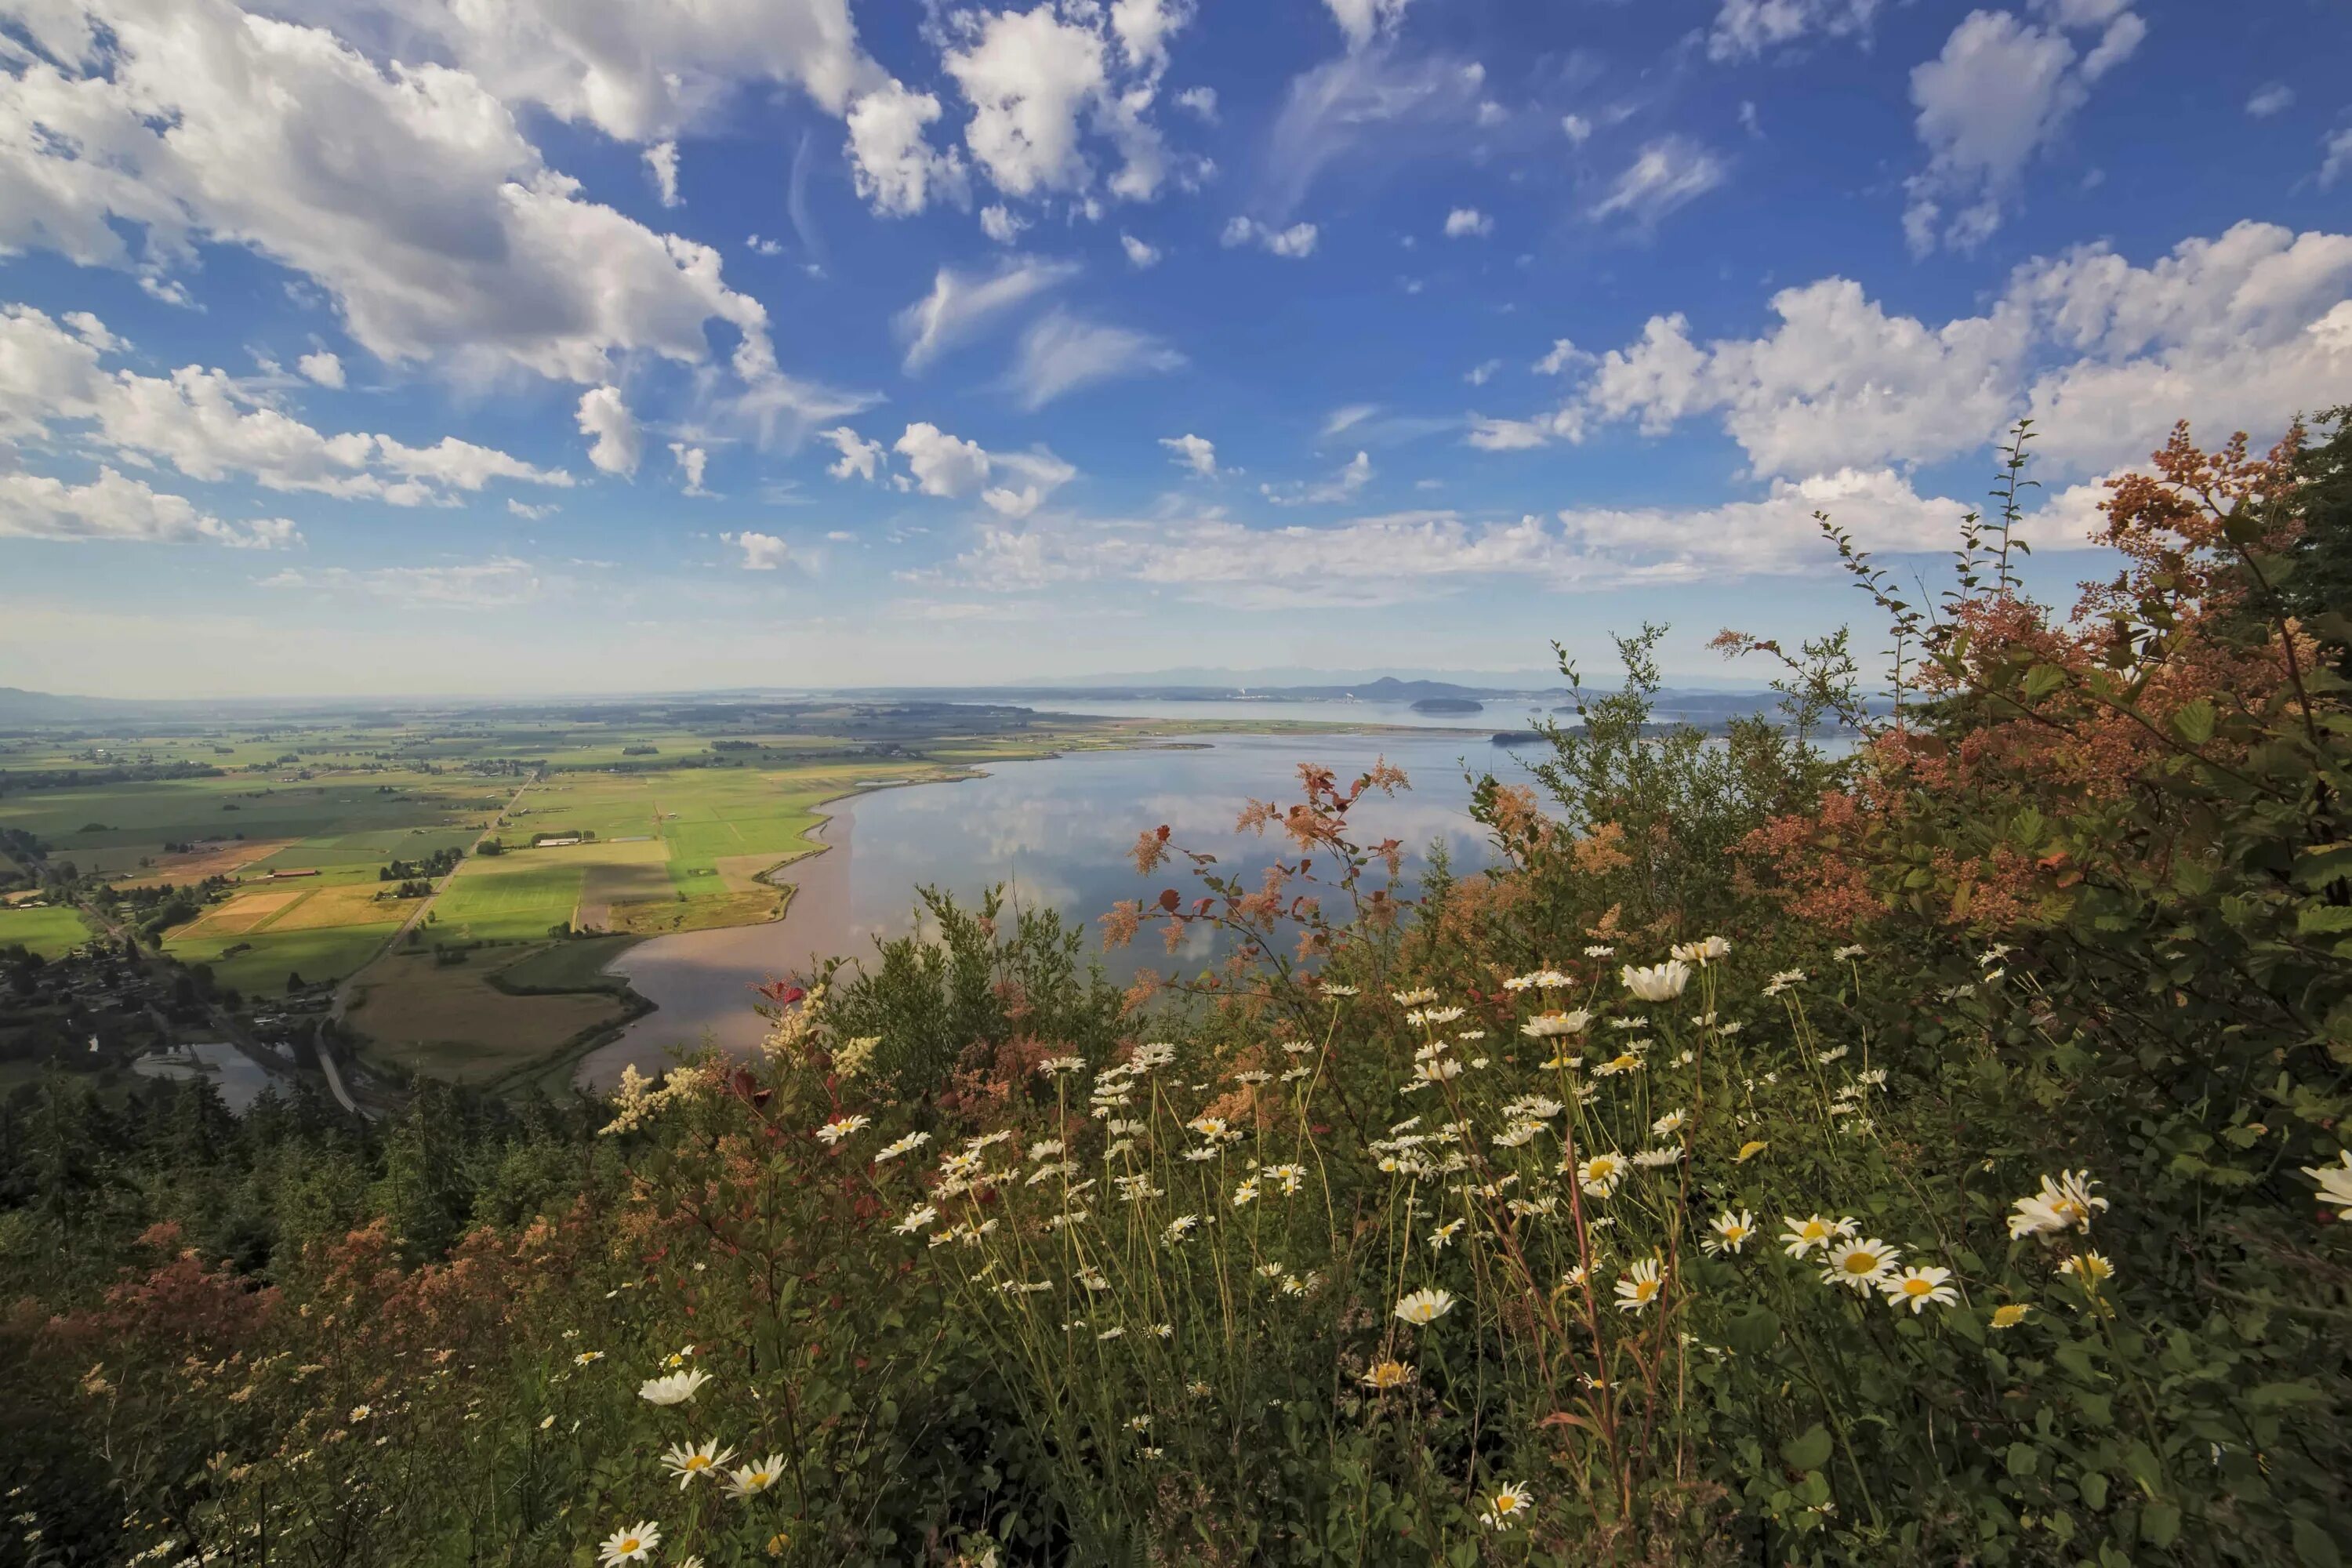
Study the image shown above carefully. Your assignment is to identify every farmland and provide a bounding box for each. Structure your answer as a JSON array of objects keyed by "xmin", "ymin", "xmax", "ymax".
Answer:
[{"xmin": 0, "ymin": 698, "xmax": 1242, "ymax": 1091}]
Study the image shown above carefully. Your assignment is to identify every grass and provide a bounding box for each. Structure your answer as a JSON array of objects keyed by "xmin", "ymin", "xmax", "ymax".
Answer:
[
  {"xmin": 491, "ymin": 935, "xmax": 642, "ymax": 994},
  {"xmin": 165, "ymin": 922, "xmax": 394, "ymax": 998},
  {"xmin": 0, "ymin": 905, "xmax": 93, "ymax": 958},
  {"xmin": 345, "ymin": 946, "xmax": 638, "ymax": 1085}
]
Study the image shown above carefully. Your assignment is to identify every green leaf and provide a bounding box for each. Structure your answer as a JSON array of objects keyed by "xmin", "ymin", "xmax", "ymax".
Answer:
[
  {"xmin": 2246, "ymin": 1382, "xmax": 2329, "ymax": 1411},
  {"xmin": 2081, "ymin": 1472, "xmax": 2110, "ymax": 1511},
  {"xmin": 2298, "ymin": 904, "xmax": 2352, "ymax": 937},
  {"xmin": 2007, "ymin": 1443, "xmax": 2041, "ymax": 1478},
  {"xmin": 2172, "ymin": 699, "xmax": 2216, "ymax": 746},
  {"xmin": 2024, "ymin": 663, "xmax": 2066, "ymax": 701},
  {"xmin": 2141, "ymin": 1501, "xmax": 2182, "ymax": 1549},
  {"xmin": 1781, "ymin": 1425, "xmax": 1833, "ymax": 1472},
  {"xmin": 1724, "ymin": 1305, "xmax": 1781, "ymax": 1356},
  {"xmin": 2294, "ymin": 1518, "xmax": 2344, "ymax": 1568},
  {"xmin": 2293, "ymin": 842, "xmax": 2352, "ymax": 891}
]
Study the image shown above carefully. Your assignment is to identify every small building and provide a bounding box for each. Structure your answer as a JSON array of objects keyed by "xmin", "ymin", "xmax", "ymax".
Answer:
[
  {"xmin": 267, "ymin": 868, "xmax": 321, "ymax": 879},
  {"xmin": 535, "ymin": 836, "xmax": 583, "ymax": 848}
]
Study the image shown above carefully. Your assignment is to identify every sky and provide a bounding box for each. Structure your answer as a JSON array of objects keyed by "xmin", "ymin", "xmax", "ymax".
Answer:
[{"xmin": 1, "ymin": 0, "xmax": 2349, "ymax": 699}]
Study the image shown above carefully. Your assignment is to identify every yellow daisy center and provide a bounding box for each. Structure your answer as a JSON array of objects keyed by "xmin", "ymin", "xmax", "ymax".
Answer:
[
  {"xmin": 1843, "ymin": 1252, "xmax": 1878, "ymax": 1274},
  {"xmin": 1901, "ymin": 1278, "xmax": 1932, "ymax": 1296}
]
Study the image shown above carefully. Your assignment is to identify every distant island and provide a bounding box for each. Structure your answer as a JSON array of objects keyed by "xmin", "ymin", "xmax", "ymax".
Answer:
[{"xmin": 1410, "ymin": 696, "xmax": 1484, "ymax": 714}]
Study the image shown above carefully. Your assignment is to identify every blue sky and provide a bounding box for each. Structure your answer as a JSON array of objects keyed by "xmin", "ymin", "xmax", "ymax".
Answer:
[{"xmin": 2, "ymin": 0, "xmax": 2348, "ymax": 697}]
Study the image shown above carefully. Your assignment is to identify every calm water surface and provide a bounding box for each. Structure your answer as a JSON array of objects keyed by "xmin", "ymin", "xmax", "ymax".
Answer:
[{"xmin": 581, "ymin": 731, "xmax": 1532, "ymax": 1087}]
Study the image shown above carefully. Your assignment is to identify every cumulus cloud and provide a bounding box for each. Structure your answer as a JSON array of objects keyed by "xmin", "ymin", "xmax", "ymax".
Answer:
[
  {"xmin": 577, "ymin": 387, "xmax": 643, "ymax": 477},
  {"xmin": 342, "ymin": 0, "xmax": 885, "ymax": 141},
  {"xmin": 1005, "ymin": 309, "xmax": 1185, "ymax": 410},
  {"xmin": 1121, "ymin": 232, "xmax": 1163, "ymax": 267},
  {"xmin": 1560, "ymin": 113, "xmax": 1592, "ymax": 144},
  {"xmin": 892, "ymin": 420, "xmax": 1076, "ymax": 517},
  {"xmin": 296, "ymin": 350, "xmax": 345, "ymax": 388},
  {"xmin": 980, "ymin": 203, "xmax": 1028, "ymax": 242},
  {"xmin": 1465, "ymin": 359, "xmax": 1501, "ymax": 387},
  {"xmin": 1174, "ymin": 85, "xmax": 1218, "ymax": 121},
  {"xmin": 1706, "ymin": 0, "xmax": 1881, "ymax": 61},
  {"xmin": 1221, "ymin": 216, "xmax": 1319, "ymax": 257},
  {"xmin": 1160, "ymin": 432, "xmax": 1218, "ymax": 476},
  {"xmin": 0, "ymin": 0, "xmax": 865, "ymax": 430},
  {"xmin": 935, "ymin": 0, "xmax": 1196, "ymax": 206},
  {"xmin": 1555, "ymin": 220, "xmax": 2352, "ymax": 480},
  {"xmin": 723, "ymin": 530, "xmax": 790, "ymax": 570},
  {"xmin": 644, "ymin": 140, "xmax": 682, "ymax": 206},
  {"xmin": 0, "ymin": 466, "xmax": 299, "ymax": 547},
  {"xmin": 847, "ymin": 81, "xmax": 968, "ymax": 216},
  {"xmin": 670, "ymin": 442, "xmax": 710, "ymax": 495},
  {"xmin": 821, "ymin": 426, "xmax": 885, "ymax": 481},
  {"xmin": 1262, "ymin": 449, "xmax": 1371, "ymax": 506},
  {"xmin": 1590, "ymin": 138, "xmax": 1726, "ymax": 227},
  {"xmin": 1443, "ymin": 206, "xmax": 1493, "ymax": 238},
  {"xmin": 2323, "ymin": 129, "xmax": 2352, "ymax": 188},
  {"xmin": 895, "ymin": 256, "xmax": 1081, "ymax": 373},
  {"xmin": 946, "ymin": 466, "xmax": 1969, "ymax": 605},
  {"xmin": 1900, "ymin": 5, "xmax": 2144, "ymax": 255},
  {"xmin": 0, "ymin": 303, "xmax": 568, "ymax": 505}
]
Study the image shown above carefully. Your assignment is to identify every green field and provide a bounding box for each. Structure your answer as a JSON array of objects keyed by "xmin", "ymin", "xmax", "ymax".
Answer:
[{"xmin": 0, "ymin": 905, "xmax": 93, "ymax": 958}]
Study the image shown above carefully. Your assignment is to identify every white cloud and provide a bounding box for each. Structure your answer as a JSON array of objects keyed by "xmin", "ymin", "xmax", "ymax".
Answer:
[
  {"xmin": 0, "ymin": 0, "xmax": 861, "ymax": 432},
  {"xmin": 2323, "ymin": 129, "xmax": 2352, "ymax": 188},
  {"xmin": 1221, "ymin": 216, "xmax": 1319, "ymax": 257},
  {"xmin": 845, "ymin": 80, "xmax": 969, "ymax": 216},
  {"xmin": 896, "ymin": 422, "xmax": 990, "ymax": 499},
  {"xmin": 1160, "ymin": 432, "xmax": 1218, "ymax": 476},
  {"xmin": 1900, "ymin": 6, "xmax": 2143, "ymax": 255},
  {"xmin": 261, "ymin": 555, "xmax": 542, "ymax": 606},
  {"xmin": 2245, "ymin": 83, "xmax": 2295, "ymax": 118},
  {"xmin": 1443, "ymin": 206, "xmax": 1493, "ymax": 239},
  {"xmin": 948, "ymin": 467, "xmax": 1969, "ymax": 604},
  {"xmin": 1174, "ymin": 85, "xmax": 1218, "ymax": 122},
  {"xmin": 1533, "ymin": 339, "xmax": 1592, "ymax": 376},
  {"xmin": 1110, "ymin": 0, "xmax": 1194, "ymax": 74},
  {"xmin": 821, "ymin": 426, "xmax": 885, "ymax": 481},
  {"xmin": 1560, "ymin": 113, "xmax": 1592, "ymax": 145},
  {"xmin": 1465, "ymin": 416, "xmax": 1552, "ymax": 451},
  {"xmin": 1259, "ymin": 51, "xmax": 1483, "ymax": 220},
  {"xmin": 980, "ymin": 203, "xmax": 1028, "ymax": 242},
  {"xmin": 1562, "ymin": 220, "xmax": 2352, "ymax": 480},
  {"xmin": 507, "ymin": 499, "xmax": 559, "ymax": 519},
  {"xmin": 1120, "ymin": 232, "xmax": 1163, "ymax": 267},
  {"xmin": 1590, "ymin": 138, "xmax": 1726, "ymax": 227},
  {"xmin": 577, "ymin": 387, "xmax": 643, "ymax": 477},
  {"xmin": 895, "ymin": 256, "xmax": 1080, "ymax": 373},
  {"xmin": 1465, "ymin": 359, "xmax": 1501, "ymax": 387},
  {"xmin": 1706, "ymin": 0, "xmax": 1881, "ymax": 62},
  {"xmin": 0, "ymin": 466, "xmax": 299, "ymax": 547},
  {"xmin": 1322, "ymin": 404, "xmax": 1379, "ymax": 437},
  {"xmin": 1005, "ymin": 309, "xmax": 1185, "ymax": 410},
  {"xmin": 670, "ymin": 442, "xmax": 710, "ymax": 495},
  {"xmin": 1323, "ymin": 0, "xmax": 1414, "ymax": 52},
  {"xmin": 0, "ymin": 303, "xmax": 567, "ymax": 504},
  {"xmin": 893, "ymin": 420, "xmax": 1076, "ymax": 517},
  {"xmin": 1263, "ymin": 449, "xmax": 1371, "ymax": 506},
  {"xmin": 723, "ymin": 530, "xmax": 790, "ymax": 570},
  {"xmin": 296, "ymin": 350, "xmax": 345, "ymax": 388},
  {"xmin": 644, "ymin": 140, "xmax": 681, "ymax": 206},
  {"xmin": 943, "ymin": 5, "xmax": 1108, "ymax": 198},
  {"xmin": 349, "ymin": 0, "xmax": 884, "ymax": 141}
]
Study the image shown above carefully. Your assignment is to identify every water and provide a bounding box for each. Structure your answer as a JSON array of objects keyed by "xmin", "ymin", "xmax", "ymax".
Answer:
[
  {"xmin": 581, "ymin": 731, "xmax": 1530, "ymax": 1087},
  {"xmin": 1032, "ymin": 696, "xmax": 1553, "ymax": 731},
  {"xmin": 132, "ymin": 1038, "xmax": 279, "ymax": 1111}
]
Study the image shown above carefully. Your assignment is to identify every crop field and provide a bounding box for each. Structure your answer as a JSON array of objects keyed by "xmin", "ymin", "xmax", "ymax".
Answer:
[
  {"xmin": 0, "ymin": 905, "xmax": 93, "ymax": 958},
  {"xmin": 342, "ymin": 947, "xmax": 631, "ymax": 1086}
]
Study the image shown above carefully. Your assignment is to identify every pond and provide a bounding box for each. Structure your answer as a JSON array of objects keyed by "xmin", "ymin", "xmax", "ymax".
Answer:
[{"xmin": 580, "ymin": 731, "xmax": 1530, "ymax": 1087}]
